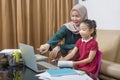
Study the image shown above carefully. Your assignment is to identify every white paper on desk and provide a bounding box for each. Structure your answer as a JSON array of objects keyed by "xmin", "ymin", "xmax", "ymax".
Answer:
[
  {"xmin": 35, "ymin": 71, "xmax": 93, "ymax": 80},
  {"xmin": 52, "ymin": 74, "xmax": 93, "ymax": 80},
  {"xmin": 35, "ymin": 54, "xmax": 48, "ymax": 61},
  {"xmin": 82, "ymin": 74, "xmax": 93, "ymax": 80},
  {"xmin": 57, "ymin": 61, "xmax": 73, "ymax": 67},
  {"xmin": 35, "ymin": 71, "xmax": 52, "ymax": 80},
  {"xmin": 0, "ymin": 49, "xmax": 21, "ymax": 55}
]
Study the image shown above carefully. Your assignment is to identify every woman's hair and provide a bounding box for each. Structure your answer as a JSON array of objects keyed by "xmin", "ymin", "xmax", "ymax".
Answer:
[{"xmin": 82, "ymin": 19, "xmax": 97, "ymax": 38}]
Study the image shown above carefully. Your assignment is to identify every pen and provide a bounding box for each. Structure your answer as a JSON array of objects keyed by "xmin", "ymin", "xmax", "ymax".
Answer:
[{"xmin": 51, "ymin": 59, "xmax": 58, "ymax": 62}]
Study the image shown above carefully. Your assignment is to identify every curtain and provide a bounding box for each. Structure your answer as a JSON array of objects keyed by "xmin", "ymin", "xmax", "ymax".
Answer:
[{"xmin": 0, "ymin": 0, "xmax": 74, "ymax": 53}]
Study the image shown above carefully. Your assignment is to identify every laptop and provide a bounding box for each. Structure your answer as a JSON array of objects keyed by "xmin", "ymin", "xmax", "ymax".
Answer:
[{"xmin": 19, "ymin": 43, "xmax": 59, "ymax": 73}]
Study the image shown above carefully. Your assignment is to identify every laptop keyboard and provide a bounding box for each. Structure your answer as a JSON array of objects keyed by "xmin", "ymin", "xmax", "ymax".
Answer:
[{"xmin": 37, "ymin": 64, "xmax": 48, "ymax": 70}]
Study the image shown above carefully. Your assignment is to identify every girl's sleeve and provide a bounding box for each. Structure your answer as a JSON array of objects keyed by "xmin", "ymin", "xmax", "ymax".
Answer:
[
  {"xmin": 75, "ymin": 39, "xmax": 81, "ymax": 49},
  {"xmin": 47, "ymin": 25, "xmax": 67, "ymax": 50},
  {"xmin": 91, "ymin": 41, "xmax": 98, "ymax": 50}
]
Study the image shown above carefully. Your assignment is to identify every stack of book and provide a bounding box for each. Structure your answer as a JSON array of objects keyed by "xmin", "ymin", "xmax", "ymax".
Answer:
[{"xmin": 35, "ymin": 68, "xmax": 88, "ymax": 80}]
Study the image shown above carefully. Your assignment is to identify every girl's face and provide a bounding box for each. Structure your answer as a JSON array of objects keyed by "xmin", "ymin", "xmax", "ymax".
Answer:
[
  {"xmin": 71, "ymin": 10, "xmax": 82, "ymax": 26},
  {"xmin": 79, "ymin": 23, "xmax": 93, "ymax": 40}
]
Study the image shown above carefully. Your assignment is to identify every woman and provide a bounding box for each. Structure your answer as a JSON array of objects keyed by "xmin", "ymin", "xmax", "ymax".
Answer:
[{"xmin": 37, "ymin": 4, "xmax": 88, "ymax": 59}]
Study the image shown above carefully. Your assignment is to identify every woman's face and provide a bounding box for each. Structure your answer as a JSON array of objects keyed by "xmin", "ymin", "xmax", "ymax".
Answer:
[{"xmin": 71, "ymin": 10, "xmax": 82, "ymax": 26}]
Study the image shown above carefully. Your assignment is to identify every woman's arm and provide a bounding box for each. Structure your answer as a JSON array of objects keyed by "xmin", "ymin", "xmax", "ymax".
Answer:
[
  {"xmin": 38, "ymin": 26, "xmax": 67, "ymax": 54},
  {"xmin": 73, "ymin": 50, "xmax": 96, "ymax": 66},
  {"xmin": 47, "ymin": 25, "xmax": 67, "ymax": 50}
]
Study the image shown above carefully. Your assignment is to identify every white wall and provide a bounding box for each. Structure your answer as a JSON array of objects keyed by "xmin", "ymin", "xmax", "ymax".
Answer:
[{"xmin": 79, "ymin": 0, "xmax": 120, "ymax": 30}]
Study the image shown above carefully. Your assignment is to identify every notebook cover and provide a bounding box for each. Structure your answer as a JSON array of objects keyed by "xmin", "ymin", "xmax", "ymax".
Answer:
[{"xmin": 46, "ymin": 68, "xmax": 78, "ymax": 76}]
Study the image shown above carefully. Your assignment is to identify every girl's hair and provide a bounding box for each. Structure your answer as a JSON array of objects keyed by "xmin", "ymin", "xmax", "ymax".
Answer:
[{"xmin": 82, "ymin": 19, "xmax": 97, "ymax": 38}]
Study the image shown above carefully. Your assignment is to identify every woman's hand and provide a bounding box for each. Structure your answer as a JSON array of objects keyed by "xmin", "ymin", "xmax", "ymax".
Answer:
[
  {"xmin": 37, "ymin": 43, "xmax": 50, "ymax": 54},
  {"xmin": 49, "ymin": 46, "xmax": 60, "ymax": 59}
]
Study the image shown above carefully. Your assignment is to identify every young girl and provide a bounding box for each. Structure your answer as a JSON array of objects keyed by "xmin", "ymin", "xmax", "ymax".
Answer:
[{"xmin": 60, "ymin": 19, "xmax": 99, "ymax": 75}]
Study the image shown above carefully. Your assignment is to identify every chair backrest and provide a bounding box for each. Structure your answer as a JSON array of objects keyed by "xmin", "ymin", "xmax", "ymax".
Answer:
[{"xmin": 94, "ymin": 50, "xmax": 102, "ymax": 77}]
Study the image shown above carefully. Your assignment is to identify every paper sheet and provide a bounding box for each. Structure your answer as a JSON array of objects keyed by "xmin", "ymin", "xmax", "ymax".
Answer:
[
  {"xmin": 52, "ymin": 74, "xmax": 93, "ymax": 80},
  {"xmin": 35, "ymin": 71, "xmax": 93, "ymax": 80},
  {"xmin": 57, "ymin": 61, "xmax": 73, "ymax": 68},
  {"xmin": 35, "ymin": 54, "xmax": 48, "ymax": 61},
  {"xmin": 0, "ymin": 49, "xmax": 21, "ymax": 55},
  {"xmin": 35, "ymin": 71, "xmax": 52, "ymax": 80}
]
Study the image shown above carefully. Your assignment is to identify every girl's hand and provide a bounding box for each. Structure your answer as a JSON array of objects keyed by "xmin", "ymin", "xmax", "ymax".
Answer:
[
  {"xmin": 49, "ymin": 46, "xmax": 60, "ymax": 59},
  {"xmin": 37, "ymin": 43, "xmax": 50, "ymax": 54},
  {"xmin": 59, "ymin": 56, "xmax": 65, "ymax": 61},
  {"xmin": 73, "ymin": 61, "xmax": 78, "ymax": 67}
]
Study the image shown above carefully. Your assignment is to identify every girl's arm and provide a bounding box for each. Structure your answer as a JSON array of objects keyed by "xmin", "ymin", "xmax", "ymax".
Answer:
[
  {"xmin": 62, "ymin": 47, "xmax": 78, "ymax": 60},
  {"xmin": 73, "ymin": 50, "xmax": 96, "ymax": 66}
]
